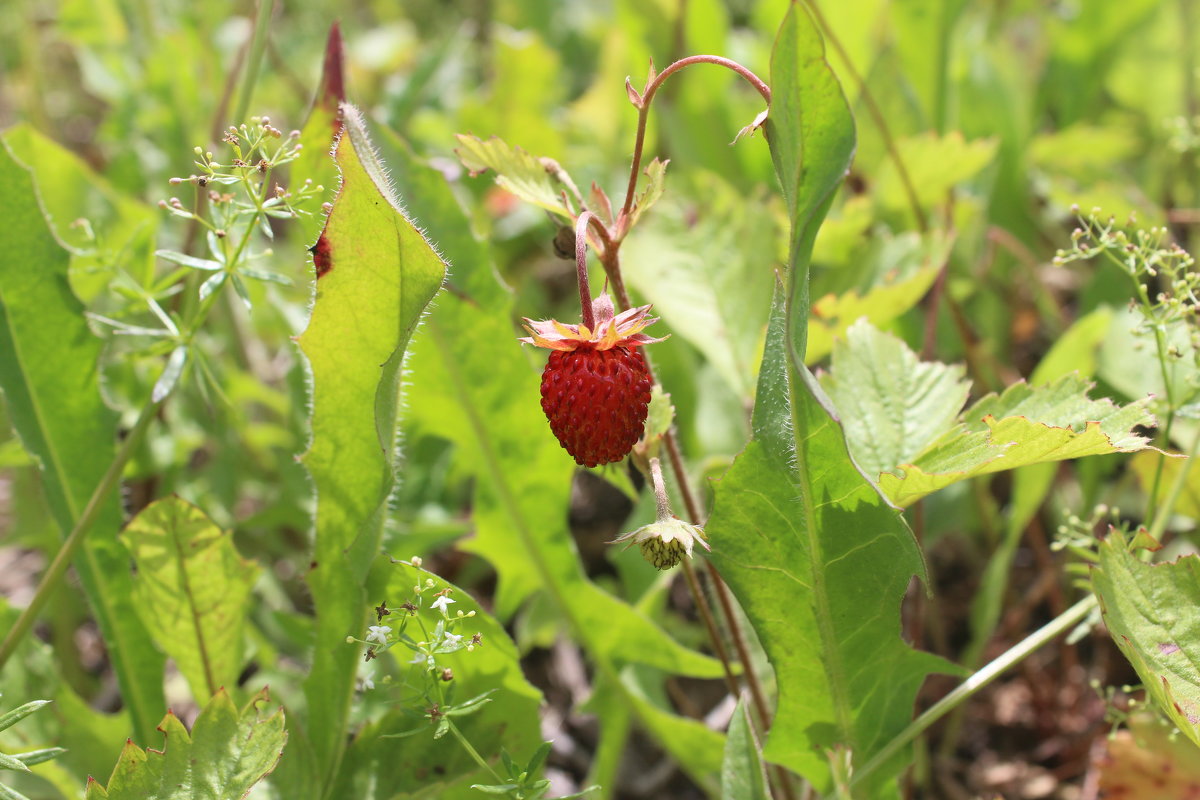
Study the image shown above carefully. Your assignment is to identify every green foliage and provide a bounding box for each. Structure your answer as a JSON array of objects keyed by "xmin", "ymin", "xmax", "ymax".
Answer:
[
  {"xmin": 707, "ymin": 289, "xmax": 953, "ymax": 794},
  {"xmin": 877, "ymin": 375, "xmax": 1156, "ymax": 506},
  {"xmin": 297, "ymin": 104, "xmax": 447, "ymax": 785},
  {"xmin": 0, "ymin": 141, "xmax": 163, "ymax": 742},
  {"xmin": 121, "ymin": 496, "xmax": 260, "ymax": 701},
  {"xmin": 0, "ymin": 697, "xmax": 66, "ymax": 800},
  {"xmin": 327, "ymin": 563, "xmax": 543, "ymax": 799},
  {"xmin": 9, "ymin": 1, "xmax": 1200, "ymax": 798},
  {"xmin": 720, "ymin": 702, "xmax": 770, "ymax": 800},
  {"xmin": 84, "ymin": 689, "xmax": 285, "ymax": 800},
  {"xmin": 1092, "ymin": 530, "xmax": 1200, "ymax": 748},
  {"xmin": 820, "ymin": 318, "xmax": 970, "ymax": 478},
  {"xmin": 454, "ymin": 134, "xmax": 575, "ymax": 219}
]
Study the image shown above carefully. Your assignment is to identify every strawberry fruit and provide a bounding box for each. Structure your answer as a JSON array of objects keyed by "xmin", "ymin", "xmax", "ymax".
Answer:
[{"xmin": 521, "ymin": 293, "xmax": 665, "ymax": 467}]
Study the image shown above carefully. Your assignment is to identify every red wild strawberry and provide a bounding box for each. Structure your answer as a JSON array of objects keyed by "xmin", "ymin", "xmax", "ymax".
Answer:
[{"xmin": 520, "ymin": 293, "xmax": 665, "ymax": 467}]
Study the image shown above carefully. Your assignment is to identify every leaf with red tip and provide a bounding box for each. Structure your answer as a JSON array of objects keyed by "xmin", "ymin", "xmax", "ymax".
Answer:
[
  {"xmin": 316, "ymin": 22, "xmax": 346, "ymax": 122},
  {"xmin": 297, "ymin": 105, "xmax": 446, "ymax": 781},
  {"xmin": 293, "ymin": 22, "xmax": 349, "ymax": 244},
  {"xmin": 84, "ymin": 689, "xmax": 285, "ymax": 800}
]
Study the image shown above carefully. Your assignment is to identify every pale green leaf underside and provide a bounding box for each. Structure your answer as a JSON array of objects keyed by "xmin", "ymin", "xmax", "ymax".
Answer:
[
  {"xmin": 820, "ymin": 319, "xmax": 970, "ymax": 478},
  {"xmin": 454, "ymin": 134, "xmax": 572, "ymax": 218},
  {"xmin": 1092, "ymin": 531, "xmax": 1200, "ymax": 748},
  {"xmin": 122, "ymin": 496, "xmax": 259, "ymax": 702},
  {"xmin": 85, "ymin": 689, "xmax": 285, "ymax": 800},
  {"xmin": 878, "ymin": 374, "xmax": 1156, "ymax": 506}
]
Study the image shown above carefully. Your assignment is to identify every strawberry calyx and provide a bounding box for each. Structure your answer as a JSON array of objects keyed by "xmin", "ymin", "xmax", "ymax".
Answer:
[{"xmin": 519, "ymin": 291, "xmax": 666, "ymax": 352}]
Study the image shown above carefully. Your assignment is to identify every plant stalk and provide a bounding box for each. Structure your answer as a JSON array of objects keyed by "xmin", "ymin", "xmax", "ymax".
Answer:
[
  {"xmin": 0, "ymin": 397, "xmax": 163, "ymax": 670},
  {"xmin": 846, "ymin": 595, "xmax": 1097, "ymax": 795},
  {"xmin": 232, "ymin": 0, "xmax": 275, "ymax": 127}
]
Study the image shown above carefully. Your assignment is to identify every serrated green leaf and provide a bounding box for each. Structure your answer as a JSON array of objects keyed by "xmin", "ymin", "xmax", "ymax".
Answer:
[
  {"xmin": 820, "ymin": 319, "xmax": 970, "ymax": 478},
  {"xmin": 85, "ymin": 688, "xmax": 286, "ymax": 800},
  {"xmin": 878, "ymin": 374, "xmax": 1157, "ymax": 506},
  {"xmin": 806, "ymin": 247, "xmax": 946, "ymax": 365},
  {"xmin": 454, "ymin": 134, "xmax": 572, "ymax": 219},
  {"xmin": 0, "ymin": 140, "xmax": 163, "ymax": 742},
  {"xmin": 721, "ymin": 701, "xmax": 770, "ymax": 800},
  {"xmin": 1092, "ymin": 530, "xmax": 1200, "ymax": 748},
  {"xmin": 629, "ymin": 158, "xmax": 668, "ymax": 226},
  {"xmin": 122, "ymin": 496, "xmax": 259, "ymax": 701},
  {"xmin": 298, "ymin": 105, "xmax": 447, "ymax": 785}
]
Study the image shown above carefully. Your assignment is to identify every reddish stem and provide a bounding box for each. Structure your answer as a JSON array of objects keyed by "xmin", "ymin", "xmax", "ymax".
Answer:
[
  {"xmin": 619, "ymin": 55, "xmax": 771, "ymax": 225},
  {"xmin": 575, "ymin": 211, "xmax": 597, "ymax": 330}
]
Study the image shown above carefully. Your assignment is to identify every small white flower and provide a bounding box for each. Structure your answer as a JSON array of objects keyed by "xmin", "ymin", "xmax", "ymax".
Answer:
[
  {"xmin": 360, "ymin": 671, "xmax": 375, "ymax": 691},
  {"xmin": 430, "ymin": 595, "xmax": 456, "ymax": 614},
  {"xmin": 442, "ymin": 632, "xmax": 463, "ymax": 647},
  {"xmin": 366, "ymin": 625, "xmax": 390, "ymax": 645}
]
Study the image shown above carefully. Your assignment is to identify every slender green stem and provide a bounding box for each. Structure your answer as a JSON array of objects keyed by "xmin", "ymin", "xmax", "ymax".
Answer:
[
  {"xmin": 0, "ymin": 397, "xmax": 163, "ymax": 670},
  {"xmin": 845, "ymin": 595, "xmax": 1096, "ymax": 795},
  {"xmin": 232, "ymin": 0, "xmax": 275, "ymax": 126},
  {"xmin": 1146, "ymin": 424, "xmax": 1200, "ymax": 543},
  {"xmin": 446, "ymin": 719, "xmax": 505, "ymax": 784}
]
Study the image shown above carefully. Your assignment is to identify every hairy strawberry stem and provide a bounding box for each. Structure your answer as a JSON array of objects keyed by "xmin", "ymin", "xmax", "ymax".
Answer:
[
  {"xmin": 574, "ymin": 211, "xmax": 598, "ymax": 329},
  {"xmin": 618, "ymin": 55, "xmax": 771, "ymax": 229},
  {"xmin": 578, "ymin": 52, "xmax": 796, "ymax": 800}
]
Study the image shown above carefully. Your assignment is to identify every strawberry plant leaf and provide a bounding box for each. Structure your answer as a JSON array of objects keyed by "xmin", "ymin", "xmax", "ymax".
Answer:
[
  {"xmin": 805, "ymin": 233, "xmax": 949, "ymax": 364},
  {"xmin": 819, "ymin": 319, "xmax": 971, "ymax": 478},
  {"xmin": 628, "ymin": 157, "xmax": 668, "ymax": 226},
  {"xmin": 454, "ymin": 134, "xmax": 574, "ymax": 219},
  {"xmin": 121, "ymin": 496, "xmax": 259, "ymax": 701},
  {"xmin": 877, "ymin": 374, "xmax": 1156, "ymax": 507},
  {"xmin": 1092, "ymin": 530, "xmax": 1200, "ymax": 748},
  {"xmin": 0, "ymin": 140, "xmax": 164, "ymax": 742},
  {"xmin": 297, "ymin": 105, "xmax": 447, "ymax": 783},
  {"xmin": 707, "ymin": 6, "xmax": 955, "ymax": 793},
  {"xmin": 84, "ymin": 688, "xmax": 285, "ymax": 800}
]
